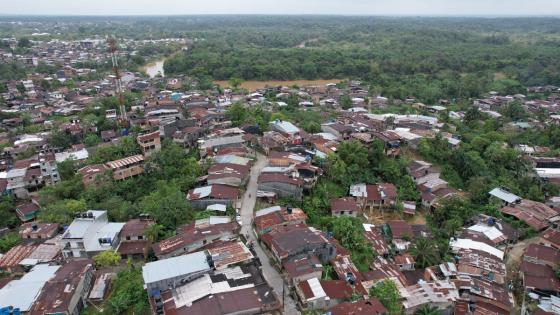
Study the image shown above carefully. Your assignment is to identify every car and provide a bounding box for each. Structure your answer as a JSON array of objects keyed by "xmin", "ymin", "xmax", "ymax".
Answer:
[{"xmin": 236, "ymin": 214, "xmax": 242, "ymax": 225}]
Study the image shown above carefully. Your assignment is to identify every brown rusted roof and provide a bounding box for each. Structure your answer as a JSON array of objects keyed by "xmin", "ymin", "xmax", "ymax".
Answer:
[{"xmin": 329, "ymin": 298, "xmax": 387, "ymax": 315}]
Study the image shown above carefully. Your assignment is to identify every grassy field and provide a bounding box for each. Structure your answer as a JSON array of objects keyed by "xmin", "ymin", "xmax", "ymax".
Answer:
[{"xmin": 214, "ymin": 79, "xmax": 342, "ymax": 90}]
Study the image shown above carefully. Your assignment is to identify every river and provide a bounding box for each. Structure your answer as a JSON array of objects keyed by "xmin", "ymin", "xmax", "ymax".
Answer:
[{"xmin": 143, "ymin": 59, "xmax": 165, "ymax": 78}]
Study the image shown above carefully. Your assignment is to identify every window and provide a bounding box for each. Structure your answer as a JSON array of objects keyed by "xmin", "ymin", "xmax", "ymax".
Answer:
[
  {"xmin": 138, "ymin": 235, "xmax": 143, "ymax": 240},
  {"xmin": 349, "ymin": 211, "xmax": 353, "ymax": 215},
  {"xmin": 126, "ymin": 236, "xmax": 131, "ymax": 241}
]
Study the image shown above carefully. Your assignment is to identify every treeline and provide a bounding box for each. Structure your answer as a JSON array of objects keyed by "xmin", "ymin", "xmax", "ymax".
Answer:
[{"xmin": 161, "ymin": 17, "xmax": 560, "ymax": 103}]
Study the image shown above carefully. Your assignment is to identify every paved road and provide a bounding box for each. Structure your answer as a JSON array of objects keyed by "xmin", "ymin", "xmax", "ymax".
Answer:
[{"xmin": 240, "ymin": 153, "xmax": 300, "ymax": 315}]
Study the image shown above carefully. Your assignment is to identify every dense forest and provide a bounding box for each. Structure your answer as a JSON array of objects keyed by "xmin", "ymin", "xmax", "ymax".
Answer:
[{"xmin": 160, "ymin": 16, "xmax": 560, "ymax": 102}]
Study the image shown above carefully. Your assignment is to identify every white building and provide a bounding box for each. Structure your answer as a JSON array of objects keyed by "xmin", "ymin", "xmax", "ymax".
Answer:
[{"xmin": 60, "ymin": 210, "xmax": 124, "ymax": 259}]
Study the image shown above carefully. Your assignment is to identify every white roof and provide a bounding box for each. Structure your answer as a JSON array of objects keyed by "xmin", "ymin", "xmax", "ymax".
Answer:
[
  {"xmin": 62, "ymin": 210, "xmax": 107, "ymax": 239},
  {"xmin": 467, "ymin": 223, "xmax": 505, "ymax": 243},
  {"xmin": 270, "ymin": 120, "xmax": 300, "ymax": 134},
  {"xmin": 536, "ymin": 168, "xmax": 560, "ymax": 179},
  {"xmin": 189, "ymin": 186, "xmax": 212, "ymax": 199},
  {"xmin": 0, "ymin": 264, "xmax": 60, "ymax": 311},
  {"xmin": 142, "ymin": 252, "xmax": 210, "ymax": 284},
  {"xmin": 85, "ymin": 222, "xmax": 125, "ymax": 252},
  {"xmin": 55, "ymin": 148, "xmax": 89, "ymax": 162},
  {"xmin": 450, "ymin": 238, "xmax": 504, "ymax": 260},
  {"xmin": 314, "ymin": 132, "xmax": 338, "ymax": 141},
  {"xmin": 255, "ymin": 206, "xmax": 282, "ymax": 217},
  {"xmin": 305, "ymin": 277, "xmax": 327, "ymax": 300},
  {"xmin": 262, "ymin": 166, "xmax": 293, "ymax": 173},
  {"xmin": 206, "ymin": 204, "xmax": 227, "ymax": 212},
  {"xmin": 200, "ymin": 135, "xmax": 245, "ymax": 150},
  {"xmin": 393, "ymin": 128, "xmax": 422, "ymax": 141},
  {"xmin": 6, "ymin": 168, "xmax": 26, "ymax": 178},
  {"xmin": 213, "ymin": 155, "xmax": 251, "ymax": 166},
  {"xmin": 14, "ymin": 135, "xmax": 43, "ymax": 146},
  {"xmin": 489, "ymin": 188, "xmax": 520, "ymax": 204},
  {"xmin": 349, "ymin": 183, "xmax": 367, "ymax": 198},
  {"xmin": 173, "ymin": 267, "xmax": 254, "ymax": 308},
  {"xmin": 362, "ymin": 223, "xmax": 375, "ymax": 232}
]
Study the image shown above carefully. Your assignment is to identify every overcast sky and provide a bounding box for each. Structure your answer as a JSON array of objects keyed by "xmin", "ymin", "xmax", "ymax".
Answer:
[{"xmin": 2, "ymin": 0, "xmax": 560, "ymax": 16}]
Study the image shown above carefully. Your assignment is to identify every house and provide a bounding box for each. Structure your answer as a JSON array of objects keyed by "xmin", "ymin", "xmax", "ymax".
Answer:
[
  {"xmin": 282, "ymin": 255, "xmax": 323, "ymax": 286},
  {"xmin": 500, "ymin": 199, "xmax": 560, "ymax": 231},
  {"xmin": 206, "ymin": 163, "xmax": 250, "ymax": 187},
  {"xmin": 117, "ymin": 217, "xmax": 154, "ymax": 260},
  {"xmin": 399, "ymin": 280, "xmax": 459, "ymax": 314},
  {"xmin": 142, "ymin": 251, "xmax": 213, "ymax": 292},
  {"xmin": 269, "ymin": 120, "xmax": 301, "ymax": 144},
  {"xmin": 350, "ymin": 183, "xmax": 398, "ymax": 212},
  {"xmin": 489, "ymin": 187, "xmax": 521, "ymax": 206},
  {"xmin": 19, "ymin": 222, "xmax": 60, "ymax": 240},
  {"xmin": 15, "ymin": 201, "xmax": 40, "ymax": 222},
  {"xmin": 137, "ymin": 131, "xmax": 161, "ymax": 157},
  {"xmin": 0, "ymin": 264, "xmax": 60, "ymax": 313},
  {"xmin": 148, "ymin": 261, "xmax": 280, "ymax": 315},
  {"xmin": 29, "ymin": 259, "xmax": 95, "ymax": 315},
  {"xmin": 363, "ymin": 224, "xmax": 390, "ymax": 256},
  {"xmin": 60, "ymin": 210, "xmax": 125, "ymax": 259},
  {"xmin": 172, "ymin": 126, "xmax": 205, "ymax": 149},
  {"xmin": 394, "ymin": 253, "xmax": 415, "ymax": 271},
  {"xmin": 186, "ymin": 184, "xmax": 240, "ymax": 210},
  {"xmin": 328, "ymin": 298, "xmax": 387, "ymax": 315},
  {"xmin": 77, "ymin": 164, "xmax": 110, "ymax": 187},
  {"xmin": 257, "ymin": 173, "xmax": 304, "ymax": 199},
  {"xmin": 100, "ymin": 130, "xmax": 117, "ymax": 142},
  {"xmin": 540, "ymin": 228, "xmax": 560, "ymax": 249},
  {"xmin": 105, "ymin": 154, "xmax": 144, "ymax": 181},
  {"xmin": 521, "ymin": 260, "xmax": 560, "ymax": 296},
  {"xmin": 260, "ymin": 224, "xmax": 336, "ymax": 263},
  {"xmin": 331, "ymin": 197, "xmax": 360, "ymax": 217},
  {"xmin": 296, "ymin": 278, "xmax": 353, "ymax": 310},
  {"xmin": 199, "ymin": 135, "xmax": 246, "ymax": 155},
  {"xmin": 254, "ymin": 206, "xmax": 307, "ymax": 235},
  {"xmin": 152, "ymin": 217, "xmax": 239, "ymax": 259},
  {"xmin": 0, "ymin": 243, "xmax": 37, "ymax": 273}
]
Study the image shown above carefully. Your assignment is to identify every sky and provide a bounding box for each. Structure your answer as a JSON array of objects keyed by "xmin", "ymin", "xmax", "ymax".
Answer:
[{"xmin": 2, "ymin": 0, "xmax": 560, "ymax": 16}]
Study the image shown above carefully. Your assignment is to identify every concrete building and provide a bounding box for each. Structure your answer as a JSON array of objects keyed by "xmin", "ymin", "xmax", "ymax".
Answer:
[
  {"xmin": 60, "ymin": 210, "xmax": 125, "ymax": 259},
  {"xmin": 142, "ymin": 251, "xmax": 212, "ymax": 292},
  {"xmin": 137, "ymin": 131, "xmax": 161, "ymax": 157},
  {"xmin": 30, "ymin": 259, "xmax": 95, "ymax": 315},
  {"xmin": 105, "ymin": 154, "xmax": 144, "ymax": 181}
]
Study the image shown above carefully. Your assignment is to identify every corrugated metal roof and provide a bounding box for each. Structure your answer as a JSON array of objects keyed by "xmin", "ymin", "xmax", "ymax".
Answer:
[
  {"xmin": 489, "ymin": 188, "xmax": 521, "ymax": 204},
  {"xmin": 142, "ymin": 252, "xmax": 210, "ymax": 284},
  {"xmin": 105, "ymin": 154, "xmax": 144, "ymax": 169},
  {"xmin": 0, "ymin": 264, "xmax": 59, "ymax": 311}
]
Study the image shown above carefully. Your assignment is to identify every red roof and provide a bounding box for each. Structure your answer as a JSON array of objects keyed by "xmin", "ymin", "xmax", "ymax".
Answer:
[
  {"xmin": 331, "ymin": 197, "xmax": 360, "ymax": 213},
  {"xmin": 298, "ymin": 279, "xmax": 353, "ymax": 300},
  {"xmin": 541, "ymin": 228, "xmax": 560, "ymax": 248},
  {"xmin": 257, "ymin": 173, "xmax": 304, "ymax": 186},
  {"xmin": 525, "ymin": 244, "xmax": 560, "ymax": 266},
  {"xmin": 365, "ymin": 183, "xmax": 397, "ymax": 202},
  {"xmin": 329, "ymin": 298, "xmax": 387, "ymax": 315},
  {"xmin": 387, "ymin": 220, "xmax": 413, "ymax": 239},
  {"xmin": 501, "ymin": 200, "xmax": 559, "ymax": 231}
]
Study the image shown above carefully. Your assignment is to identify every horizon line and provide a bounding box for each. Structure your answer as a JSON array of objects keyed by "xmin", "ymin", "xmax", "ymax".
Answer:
[{"xmin": 0, "ymin": 13, "xmax": 559, "ymax": 18}]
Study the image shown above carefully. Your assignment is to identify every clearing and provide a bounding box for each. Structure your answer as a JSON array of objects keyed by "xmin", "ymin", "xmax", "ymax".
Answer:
[{"xmin": 214, "ymin": 79, "xmax": 341, "ymax": 90}]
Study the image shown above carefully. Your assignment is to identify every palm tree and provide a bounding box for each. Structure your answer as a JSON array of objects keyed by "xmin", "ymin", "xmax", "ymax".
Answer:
[
  {"xmin": 415, "ymin": 304, "xmax": 442, "ymax": 315},
  {"xmin": 409, "ymin": 238, "xmax": 440, "ymax": 268}
]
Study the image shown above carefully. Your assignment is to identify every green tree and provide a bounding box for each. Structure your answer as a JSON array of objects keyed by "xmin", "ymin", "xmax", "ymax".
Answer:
[
  {"xmin": 39, "ymin": 199, "xmax": 87, "ymax": 224},
  {"xmin": 137, "ymin": 181, "xmax": 193, "ymax": 230},
  {"xmin": 415, "ymin": 305, "xmax": 442, "ymax": 315},
  {"xmin": 84, "ymin": 133, "xmax": 101, "ymax": 147},
  {"xmin": 409, "ymin": 238, "xmax": 440, "ymax": 268},
  {"xmin": 226, "ymin": 102, "xmax": 247, "ymax": 126},
  {"xmin": 104, "ymin": 267, "xmax": 149, "ymax": 315},
  {"xmin": 369, "ymin": 280, "xmax": 402, "ymax": 315},
  {"xmin": 18, "ymin": 37, "xmax": 31, "ymax": 48},
  {"xmin": 0, "ymin": 233, "xmax": 21, "ymax": 252},
  {"xmin": 93, "ymin": 250, "xmax": 121, "ymax": 267}
]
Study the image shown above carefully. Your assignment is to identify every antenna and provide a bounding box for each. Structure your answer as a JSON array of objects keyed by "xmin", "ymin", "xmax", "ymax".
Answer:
[{"xmin": 107, "ymin": 36, "xmax": 127, "ymax": 121}]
